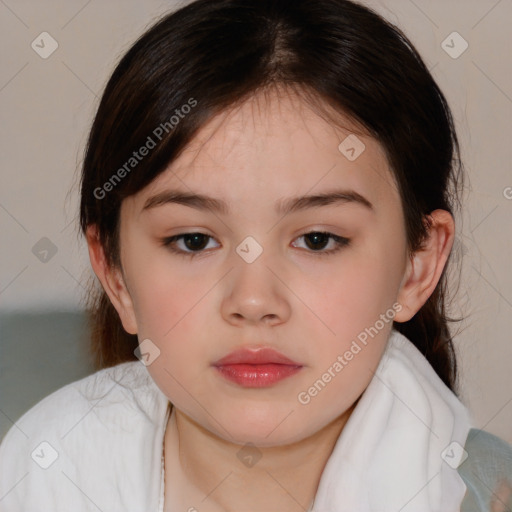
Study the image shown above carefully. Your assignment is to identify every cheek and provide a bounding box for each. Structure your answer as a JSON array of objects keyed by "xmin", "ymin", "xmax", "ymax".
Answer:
[
  {"xmin": 296, "ymin": 246, "xmax": 400, "ymax": 343},
  {"xmin": 126, "ymin": 245, "xmax": 210, "ymax": 339},
  {"xmin": 123, "ymin": 254, "xmax": 215, "ymax": 394},
  {"xmin": 134, "ymin": 272, "xmax": 210, "ymax": 411},
  {"xmin": 135, "ymin": 287, "xmax": 210, "ymax": 387}
]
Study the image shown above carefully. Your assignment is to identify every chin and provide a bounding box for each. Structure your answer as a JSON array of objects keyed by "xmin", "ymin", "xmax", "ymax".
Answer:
[{"xmin": 204, "ymin": 409, "xmax": 319, "ymax": 448}]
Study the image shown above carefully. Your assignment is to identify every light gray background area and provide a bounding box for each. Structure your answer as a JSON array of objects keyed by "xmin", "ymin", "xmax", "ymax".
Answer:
[{"xmin": 1, "ymin": 0, "xmax": 511, "ymax": 443}]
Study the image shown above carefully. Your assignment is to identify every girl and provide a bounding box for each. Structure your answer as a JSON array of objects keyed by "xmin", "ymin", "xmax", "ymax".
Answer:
[{"xmin": 0, "ymin": 0, "xmax": 511, "ymax": 510}]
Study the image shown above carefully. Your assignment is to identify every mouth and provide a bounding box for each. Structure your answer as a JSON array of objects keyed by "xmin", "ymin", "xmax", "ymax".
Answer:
[{"xmin": 212, "ymin": 348, "xmax": 303, "ymax": 388}]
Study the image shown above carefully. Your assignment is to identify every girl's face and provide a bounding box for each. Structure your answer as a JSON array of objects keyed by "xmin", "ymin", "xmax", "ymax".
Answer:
[{"xmin": 112, "ymin": 89, "xmax": 413, "ymax": 446}]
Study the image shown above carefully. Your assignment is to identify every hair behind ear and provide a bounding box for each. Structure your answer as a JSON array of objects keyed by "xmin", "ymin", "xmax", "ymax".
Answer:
[
  {"xmin": 394, "ymin": 272, "xmax": 460, "ymax": 395},
  {"xmin": 86, "ymin": 287, "xmax": 139, "ymax": 369}
]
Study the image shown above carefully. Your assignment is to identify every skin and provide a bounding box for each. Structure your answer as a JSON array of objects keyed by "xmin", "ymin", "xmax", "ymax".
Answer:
[{"xmin": 87, "ymin": 86, "xmax": 455, "ymax": 511}]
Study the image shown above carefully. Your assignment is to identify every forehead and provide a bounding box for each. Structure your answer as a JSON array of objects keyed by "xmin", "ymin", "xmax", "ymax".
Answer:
[{"xmin": 128, "ymin": 87, "xmax": 400, "ymax": 218}]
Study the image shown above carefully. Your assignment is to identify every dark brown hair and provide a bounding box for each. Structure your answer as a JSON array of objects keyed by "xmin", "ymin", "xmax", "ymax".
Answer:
[{"xmin": 78, "ymin": 0, "xmax": 465, "ymax": 393}]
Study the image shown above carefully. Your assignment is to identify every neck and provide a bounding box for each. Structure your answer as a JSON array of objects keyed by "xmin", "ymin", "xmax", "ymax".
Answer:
[{"xmin": 164, "ymin": 402, "xmax": 358, "ymax": 512}]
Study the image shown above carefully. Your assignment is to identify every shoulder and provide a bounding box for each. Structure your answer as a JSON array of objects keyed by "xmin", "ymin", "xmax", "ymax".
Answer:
[
  {"xmin": 0, "ymin": 361, "xmax": 170, "ymax": 510},
  {"xmin": 459, "ymin": 428, "xmax": 512, "ymax": 512}
]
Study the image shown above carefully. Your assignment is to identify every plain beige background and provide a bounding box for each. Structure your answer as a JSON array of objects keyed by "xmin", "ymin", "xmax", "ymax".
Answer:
[{"xmin": 0, "ymin": 0, "xmax": 511, "ymax": 443}]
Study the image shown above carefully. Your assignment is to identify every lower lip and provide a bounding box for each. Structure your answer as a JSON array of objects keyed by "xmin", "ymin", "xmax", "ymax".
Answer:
[{"xmin": 214, "ymin": 364, "xmax": 302, "ymax": 388}]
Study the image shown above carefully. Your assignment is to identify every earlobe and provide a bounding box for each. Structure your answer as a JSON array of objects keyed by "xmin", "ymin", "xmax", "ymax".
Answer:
[
  {"xmin": 394, "ymin": 210, "xmax": 455, "ymax": 323},
  {"xmin": 85, "ymin": 225, "xmax": 138, "ymax": 335}
]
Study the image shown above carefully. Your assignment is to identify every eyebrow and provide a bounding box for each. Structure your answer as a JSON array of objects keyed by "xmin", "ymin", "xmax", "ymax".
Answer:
[{"xmin": 142, "ymin": 188, "xmax": 374, "ymax": 216}]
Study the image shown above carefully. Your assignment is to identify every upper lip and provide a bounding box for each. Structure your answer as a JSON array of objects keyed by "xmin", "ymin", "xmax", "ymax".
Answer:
[{"xmin": 212, "ymin": 348, "xmax": 302, "ymax": 367}]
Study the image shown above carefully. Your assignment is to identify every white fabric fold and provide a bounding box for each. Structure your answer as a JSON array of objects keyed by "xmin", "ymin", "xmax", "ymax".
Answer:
[{"xmin": 310, "ymin": 328, "xmax": 473, "ymax": 512}]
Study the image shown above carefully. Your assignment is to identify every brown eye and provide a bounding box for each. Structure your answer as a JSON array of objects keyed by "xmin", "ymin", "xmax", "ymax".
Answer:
[
  {"xmin": 181, "ymin": 233, "xmax": 210, "ymax": 251},
  {"xmin": 161, "ymin": 232, "xmax": 219, "ymax": 256},
  {"xmin": 292, "ymin": 231, "xmax": 350, "ymax": 256},
  {"xmin": 304, "ymin": 232, "xmax": 330, "ymax": 251}
]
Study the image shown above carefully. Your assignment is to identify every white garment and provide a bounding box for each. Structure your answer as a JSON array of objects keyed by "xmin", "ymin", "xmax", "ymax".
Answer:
[{"xmin": 0, "ymin": 329, "xmax": 474, "ymax": 511}]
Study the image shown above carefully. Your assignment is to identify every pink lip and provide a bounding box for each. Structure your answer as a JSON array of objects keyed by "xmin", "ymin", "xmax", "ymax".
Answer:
[{"xmin": 212, "ymin": 348, "xmax": 303, "ymax": 388}]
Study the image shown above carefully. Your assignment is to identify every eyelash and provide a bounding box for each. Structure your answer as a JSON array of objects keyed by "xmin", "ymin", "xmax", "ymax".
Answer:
[{"xmin": 160, "ymin": 231, "xmax": 351, "ymax": 258}]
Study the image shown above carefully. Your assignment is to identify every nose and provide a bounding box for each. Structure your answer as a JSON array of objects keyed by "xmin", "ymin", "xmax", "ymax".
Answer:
[{"xmin": 221, "ymin": 256, "xmax": 291, "ymax": 327}]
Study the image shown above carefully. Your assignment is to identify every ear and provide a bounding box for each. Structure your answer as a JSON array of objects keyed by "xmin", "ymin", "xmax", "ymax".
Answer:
[
  {"xmin": 394, "ymin": 209, "xmax": 455, "ymax": 323},
  {"xmin": 85, "ymin": 224, "xmax": 138, "ymax": 335}
]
